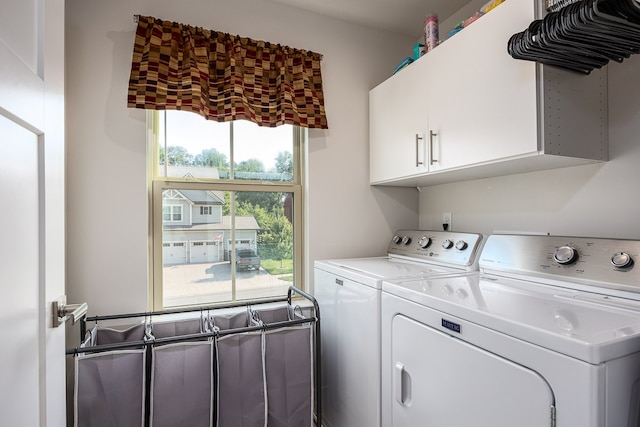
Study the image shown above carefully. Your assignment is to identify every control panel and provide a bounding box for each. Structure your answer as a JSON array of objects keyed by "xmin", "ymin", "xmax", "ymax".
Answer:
[
  {"xmin": 480, "ymin": 234, "xmax": 640, "ymax": 294},
  {"xmin": 387, "ymin": 230, "xmax": 484, "ymax": 268}
]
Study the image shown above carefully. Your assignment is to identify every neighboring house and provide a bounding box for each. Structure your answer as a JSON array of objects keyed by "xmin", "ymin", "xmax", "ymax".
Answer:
[{"xmin": 162, "ymin": 188, "xmax": 260, "ymax": 265}]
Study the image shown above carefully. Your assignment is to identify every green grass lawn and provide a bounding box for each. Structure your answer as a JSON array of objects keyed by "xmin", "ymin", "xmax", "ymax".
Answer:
[{"xmin": 261, "ymin": 259, "xmax": 293, "ymax": 281}]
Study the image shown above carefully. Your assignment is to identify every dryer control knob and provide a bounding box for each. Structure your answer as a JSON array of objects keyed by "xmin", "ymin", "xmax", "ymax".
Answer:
[
  {"xmin": 442, "ymin": 285, "xmax": 453, "ymax": 296},
  {"xmin": 442, "ymin": 239, "xmax": 454, "ymax": 249},
  {"xmin": 455, "ymin": 240, "xmax": 468, "ymax": 250},
  {"xmin": 392, "ymin": 235, "xmax": 402, "ymax": 245},
  {"xmin": 554, "ymin": 246, "xmax": 578, "ymax": 265},
  {"xmin": 611, "ymin": 252, "xmax": 634, "ymax": 268},
  {"xmin": 418, "ymin": 236, "xmax": 432, "ymax": 249},
  {"xmin": 401, "ymin": 236, "xmax": 412, "ymax": 245}
]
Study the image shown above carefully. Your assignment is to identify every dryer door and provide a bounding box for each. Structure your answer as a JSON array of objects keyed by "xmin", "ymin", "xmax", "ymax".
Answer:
[{"xmin": 392, "ymin": 315, "xmax": 554, "ymax": 426}]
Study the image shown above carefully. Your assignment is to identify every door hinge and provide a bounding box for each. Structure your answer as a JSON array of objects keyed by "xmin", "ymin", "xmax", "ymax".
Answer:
[{"xmin": 550, "ymin": 405, "xmax": 557, "ymax": 427}]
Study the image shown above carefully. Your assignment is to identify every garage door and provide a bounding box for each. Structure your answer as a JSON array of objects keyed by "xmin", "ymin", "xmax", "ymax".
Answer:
[
  {"xmin": 190, "ymin": 241, "xmax": 220, "ymax": 264},
  {"xmin": 163, "ymin": 242, "xmax": 187, "ymax": 265}
]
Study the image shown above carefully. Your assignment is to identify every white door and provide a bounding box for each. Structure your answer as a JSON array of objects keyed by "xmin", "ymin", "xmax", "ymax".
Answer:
[
  {"xmin": 0, "ymin": 0, "xmax": 67, "ymax": 425},
  {"xmin": 392, "ymin": 315, "xmax": 554, "ymax": 427}
]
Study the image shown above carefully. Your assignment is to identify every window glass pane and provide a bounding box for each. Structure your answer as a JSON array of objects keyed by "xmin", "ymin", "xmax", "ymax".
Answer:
[
  {"xmin": 235, "ymin": 190, "xmax": 294, "ymax": 301},
  {"xmin": 158, "ymin": 111, "xmax": 294, "ymax": 182},
  {"xmin": 159, "ymin": 110, "xmax": 231, "ymax": 179},
  {"xmin": 161, "ymin": 188, "xmax": 294, "ymax": 308},
  {"xmin": 232, "ymin": 121, "xmax": 294, "ymax": 182}
]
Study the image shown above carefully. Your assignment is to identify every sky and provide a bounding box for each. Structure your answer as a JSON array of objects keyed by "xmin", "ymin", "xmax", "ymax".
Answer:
[{"xmin": 164, "ymin": 110, "xmax": 293, "ymax": 170}]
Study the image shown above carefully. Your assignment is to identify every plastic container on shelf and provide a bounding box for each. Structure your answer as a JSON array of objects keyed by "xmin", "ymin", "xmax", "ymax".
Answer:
[
  {"xmin": 481, "ymin": 0, "xmax": 506, "ymax": 13},
  {"xmin": 424, "ymin": 14, "xmax": 439, "ymax": 52}
]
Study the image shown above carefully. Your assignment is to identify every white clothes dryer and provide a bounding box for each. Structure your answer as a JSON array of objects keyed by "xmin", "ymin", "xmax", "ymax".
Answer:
[
  {"xmin": 382, "ymin": 234, "xmax": 640, "ymax": 427},
  {"xmin": 314, "ymin": 230, "xmax": 484, "ymax": 427}
]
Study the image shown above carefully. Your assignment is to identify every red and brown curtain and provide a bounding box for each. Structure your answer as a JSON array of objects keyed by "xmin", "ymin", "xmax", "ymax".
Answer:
[{"xmin": 128, "ymin": 15, "xmax": 328, "ymax": 129}]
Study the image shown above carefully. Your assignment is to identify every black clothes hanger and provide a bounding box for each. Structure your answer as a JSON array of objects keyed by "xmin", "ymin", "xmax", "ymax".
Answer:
[{"xmin": 508, "ymin": 0, "xmax": 640, "ymax": 73}]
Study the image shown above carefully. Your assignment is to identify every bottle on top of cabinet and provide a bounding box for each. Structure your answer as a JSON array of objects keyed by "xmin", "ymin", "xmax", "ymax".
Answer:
[{"xmin": 424, "ymin": 14, "xmax": 439, "ymax": 52}]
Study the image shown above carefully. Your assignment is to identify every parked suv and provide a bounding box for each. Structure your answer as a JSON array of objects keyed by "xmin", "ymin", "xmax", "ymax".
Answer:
[{"xmin": 236, "ymin": 249, "xmax": 260, "ymax": 271}]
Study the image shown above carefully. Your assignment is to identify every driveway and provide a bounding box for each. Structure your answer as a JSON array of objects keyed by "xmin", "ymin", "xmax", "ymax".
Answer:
[{"xmin": 163, "ymin": 261, "xmax": 291, "ymax": 307}]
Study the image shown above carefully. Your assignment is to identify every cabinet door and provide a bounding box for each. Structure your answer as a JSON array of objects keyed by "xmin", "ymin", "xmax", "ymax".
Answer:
[
  {"xmin": 426, "ymin": 0, "xmax": 538, "ymax": 172},
  {"xmin": 392, "ymin": 315, "xmax": 554, "ymax": 427},
  {"xmin": 370, "ymin": 59, "xmax": 429, "ymax": 184}
]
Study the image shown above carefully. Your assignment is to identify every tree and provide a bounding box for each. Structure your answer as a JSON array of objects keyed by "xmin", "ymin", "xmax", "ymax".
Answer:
[
  {"xmin": 272, "ymin": 214, "xmax": 293, "ymax": 268},
  {"xmin": 236, "ymin": 158, "xmax": 265, "ymax": 173},
  {"xmin": 274, "ymin": 151, "xmax": 293, "ymax": 179},
  {"xmin": 193, "ymin": 148, "xmax": 229, "ymax": 170},
  {"xmin": 236, "ymin": 192, "xmax": 282, "ymax": 212},
  {"xmin": 161, "ymin": 145, "xmax": 193, "ymax": 166}
]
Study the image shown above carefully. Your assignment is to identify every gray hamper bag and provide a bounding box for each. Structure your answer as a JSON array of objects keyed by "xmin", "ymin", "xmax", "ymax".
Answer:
[
  {"xmin": 93, "ymin": 323, "xmax": 146, "ymax": 345},
  {"xmin": 149, "ymin": 318, "xmax": 203, "ymax": 339},
  {"xmin": 75, "ymin": 349, "xmax": 146, "ymax": 427},
  {"xmin": 253, "ymin": 305, "xmax": 314, "ymax": 427},
  {"xmin": 216, "ymin": 318, "xmax": 266, "ymax": 427},
  {"xmin": 150, "ymin": 341, "xmax": 214, "ymax": 427},
  {"xmin": 264, "ymin": 326, "xmax": 313, "ymax": 426}
]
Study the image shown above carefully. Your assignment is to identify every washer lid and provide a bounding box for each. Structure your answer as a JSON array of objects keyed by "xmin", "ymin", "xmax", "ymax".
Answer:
[
  {"xmin": 383, "ymin": 274, "xmax": 640, "ymax": 364},
  {"xmin": 315, "ymin": 257, "xmax": 463, "ymax": 289}
]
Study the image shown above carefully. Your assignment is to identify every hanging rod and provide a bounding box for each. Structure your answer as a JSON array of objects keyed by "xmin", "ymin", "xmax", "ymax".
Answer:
[
  {"xmin": 545, "ymin": 0, "xmax": 580, "ymax": 11},
  {"xmin": 84, "ymin": 294, "xmax": 291, "ymax": 324}
]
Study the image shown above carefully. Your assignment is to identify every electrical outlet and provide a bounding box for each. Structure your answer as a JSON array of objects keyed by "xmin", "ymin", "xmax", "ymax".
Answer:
[{"xmin": 443, "ymin": 212, "xmax": 452, "ymax": 230}]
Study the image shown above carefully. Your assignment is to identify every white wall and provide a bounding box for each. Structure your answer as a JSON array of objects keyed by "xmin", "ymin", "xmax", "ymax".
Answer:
[
  {"xmin": 65, "ymin": 0, "xmax": 419, "ymax": 315},
  {"xmin": 418, "ymin": 55, "xmax": 640, "ymax": 240}
]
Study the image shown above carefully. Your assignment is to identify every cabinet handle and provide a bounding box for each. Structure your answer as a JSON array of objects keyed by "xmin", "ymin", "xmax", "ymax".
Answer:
[
  {"xmin": 429, "ymin": 130, "xmax": 438, "ymax": 165},
  {"xmin": 415, "ymin": 134, "xmax": 424, "ymax": 167}
]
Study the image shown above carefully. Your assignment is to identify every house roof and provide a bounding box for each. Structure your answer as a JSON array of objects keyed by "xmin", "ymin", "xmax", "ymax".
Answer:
[
  {"xmin": 164, "ymin": 216, "xmax": 260, "ymax": 231},
  {"xmin": 177, "ymin": 189, "xmax": 225, "ymax": 205},
  {"xmin": 167, "ymin": 165, "xmax": 220, "ymax": 179}
]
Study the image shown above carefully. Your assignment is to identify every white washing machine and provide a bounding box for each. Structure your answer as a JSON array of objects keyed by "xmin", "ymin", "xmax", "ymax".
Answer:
[
  {"xmin": 314, "ymin": 230, "xmax": 484, "ymax": 427},
  {"xmin": 382, "ymin": 234, "xmax": 640, "ymax": 427}
]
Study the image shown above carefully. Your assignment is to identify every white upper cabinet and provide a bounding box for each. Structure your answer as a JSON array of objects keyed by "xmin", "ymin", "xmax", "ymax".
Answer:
[
  {"xmin": 369, "ymin": 56, "xmax": 429, "ymax": 183},
  {"xmin": 370, "ymin": 0, "xmax": 608, "ymax": 187}
]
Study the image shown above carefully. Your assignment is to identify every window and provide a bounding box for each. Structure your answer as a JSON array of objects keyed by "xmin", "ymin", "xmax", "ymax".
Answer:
[
  {"xmin": 163, "ymin": 205, "xmax": 182, "ymax": 222},
  {"xmin": 149, "ymin": 110, "xmax": 305, "ymax": 310}
]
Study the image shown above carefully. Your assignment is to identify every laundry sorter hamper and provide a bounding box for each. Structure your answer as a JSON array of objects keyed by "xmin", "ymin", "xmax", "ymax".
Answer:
[{"xmin": 67, "ymin": 286, "xmax": 321, "ymax": 427}]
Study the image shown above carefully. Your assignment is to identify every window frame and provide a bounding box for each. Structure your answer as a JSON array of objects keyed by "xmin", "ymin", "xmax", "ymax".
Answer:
[{"xmin": 147, "ymin": 111, "xmax": 306, "ymax": 310}]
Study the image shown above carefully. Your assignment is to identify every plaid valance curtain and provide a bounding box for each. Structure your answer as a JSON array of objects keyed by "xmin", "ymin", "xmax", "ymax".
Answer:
[{"xmin": 127, "ymin": 15, "xmax": 328, "ymax": 129}]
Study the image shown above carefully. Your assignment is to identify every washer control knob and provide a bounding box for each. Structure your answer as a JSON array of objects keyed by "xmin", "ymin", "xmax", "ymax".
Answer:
[
  {"xmin": 418, "ymin": 236, "xmax": 432, "ymax": 249},
  {"xmin": 442, "ymin": 239, "xmax": 454, "ymax": 249},
  {"xmin": 401, "ymin": 236, "xmax": 412, "ymax": 245},
  {"xmin": 442, "ymin": 285, "xmax": 453, "ymax": 296},
  {"xmin": 554, "ymin": 246, "xmax": 578, "ymax": 265},
  {"xmin": 611, "ymin": 252, "xmax": 634, "ymax": 268},
  {"xmin": 392, "ymin": 235, "xmax": 402, "ymax": 245},
  {"xmin": 455, "ymin": 240, "xmax": 468, "ymax": 250},
  {"xmin": 455, "ymin": 288, "xmax": 468, "ymax": 300}
]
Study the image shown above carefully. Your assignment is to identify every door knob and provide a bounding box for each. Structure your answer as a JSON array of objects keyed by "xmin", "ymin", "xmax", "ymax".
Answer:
[{"xmin": 52, "ymin": 296, "xmax": 88, "ymax": 327}]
